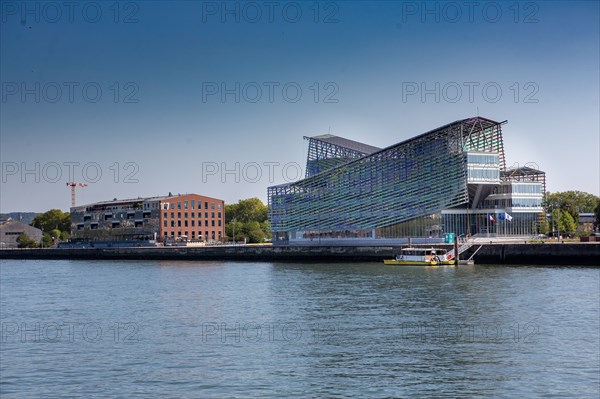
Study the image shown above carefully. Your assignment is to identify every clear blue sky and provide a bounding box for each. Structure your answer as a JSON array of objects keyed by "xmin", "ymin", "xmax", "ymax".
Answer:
[{"xmin": 1, "ymin": 1, "xmax": 598, "ymax": 212}]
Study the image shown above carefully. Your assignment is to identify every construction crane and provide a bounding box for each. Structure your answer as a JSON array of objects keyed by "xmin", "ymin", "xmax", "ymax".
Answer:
[{"xmin": 66, "ymin": 182, "xmax": 88, "ymax": 208}]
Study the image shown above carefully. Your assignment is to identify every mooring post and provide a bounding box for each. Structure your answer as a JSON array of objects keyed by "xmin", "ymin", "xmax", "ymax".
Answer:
[{"xmin": 454, "ymin": 235, "xmax": 459, "ymax": 263}]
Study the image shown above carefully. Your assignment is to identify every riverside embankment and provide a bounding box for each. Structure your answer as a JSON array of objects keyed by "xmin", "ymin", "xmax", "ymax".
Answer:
[{"xmin": 1, "ymin": 243, "xmax": 599, "ymax": 265}]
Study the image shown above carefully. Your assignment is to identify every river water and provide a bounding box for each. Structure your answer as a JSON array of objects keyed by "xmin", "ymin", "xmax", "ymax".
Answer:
[{"xmin": 0, "ymin": 259, "xmax": 598, "ymax": 398}]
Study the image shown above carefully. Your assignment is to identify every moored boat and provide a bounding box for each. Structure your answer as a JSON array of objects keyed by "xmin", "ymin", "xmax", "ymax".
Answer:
[{"xmin": 384, "ymin": 247, "xmax": 456, "ymax": 266}]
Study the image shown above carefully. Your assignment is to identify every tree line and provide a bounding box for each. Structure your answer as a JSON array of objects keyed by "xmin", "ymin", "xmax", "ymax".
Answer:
[{"xmin": 541, "ymin": 191, "xmax": 600, "ymax": 236}]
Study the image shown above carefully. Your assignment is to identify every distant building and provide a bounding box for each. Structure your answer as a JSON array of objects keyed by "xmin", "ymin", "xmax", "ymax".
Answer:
[
  {"xmin": 70, "ymin": 194, "xmax": 225, "ymax": 244},
  {"xmin": 0, "ymin": 220, "xmax": 43, "ymax": 248},
  {"xmin": 577, "ymin": 213, "xmax": 597, "ymax": 233}
]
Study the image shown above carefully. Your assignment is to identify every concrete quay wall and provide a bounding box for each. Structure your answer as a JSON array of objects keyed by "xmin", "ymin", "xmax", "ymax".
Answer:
[{"xmin": 1, "ymin": 244, "xmax": 599, "ymax": 265}]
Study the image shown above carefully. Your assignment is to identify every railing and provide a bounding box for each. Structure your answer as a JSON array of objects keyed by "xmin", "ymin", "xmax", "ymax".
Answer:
[{"xmin": 447, "ymin": 241, "xmax": 474, "ymax": 259}]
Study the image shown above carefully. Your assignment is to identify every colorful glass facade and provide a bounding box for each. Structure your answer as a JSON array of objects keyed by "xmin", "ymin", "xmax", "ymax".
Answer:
[{"xmin": 268, "ymin": 117, "xmax": 544, "ymax": 244}]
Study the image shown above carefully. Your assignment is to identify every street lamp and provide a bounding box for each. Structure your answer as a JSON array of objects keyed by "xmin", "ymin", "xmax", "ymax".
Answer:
[{"xmin": 232, "ymin": 218, "xmax": 236, "ymax": 246}]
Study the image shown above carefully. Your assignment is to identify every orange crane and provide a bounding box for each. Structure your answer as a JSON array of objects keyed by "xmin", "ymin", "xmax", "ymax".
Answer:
[{"xmin": 66, "ymin": 182, "xmax": 88, "ymax": 208}]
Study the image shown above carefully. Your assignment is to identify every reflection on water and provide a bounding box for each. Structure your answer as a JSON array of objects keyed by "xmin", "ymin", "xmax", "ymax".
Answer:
[{"xmin": 1, "ymin": 260, "xmax": 598, "ymax": 398}]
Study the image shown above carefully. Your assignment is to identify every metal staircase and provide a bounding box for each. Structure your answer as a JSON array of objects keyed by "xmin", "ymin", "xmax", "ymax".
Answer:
[{"xmin": 447, "ymin": 241, "xmax": 484, "ymax": 264}]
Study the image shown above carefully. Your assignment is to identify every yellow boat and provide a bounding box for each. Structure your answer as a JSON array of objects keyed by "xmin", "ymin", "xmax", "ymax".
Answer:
[{"xmin": 384, "ymin": 247, "xmax": 456, "ymax": 266}]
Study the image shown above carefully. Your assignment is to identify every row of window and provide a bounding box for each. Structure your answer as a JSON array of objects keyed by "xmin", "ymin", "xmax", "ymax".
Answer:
[
  {"xmin": 164, "ymin": 231, "xmax": 222, "ymax": 239},
  {"xmin": 467, "ymin": 153, "xmax": 499, "ymax": 166},
  {"xmin": 161, "ymin": 200, "xmax": 222, "ymax": 211},
  {"xmin": 483, "ymin": 198, "xmax": 543, "ymax": 208},
  {"xmin": 468, "ymin": 168, "xmax": 500, "ymax": 181},
  {"xmin": 163, "ymin": 212, "xmax": 221, "ymax": 219},
  {"xmin": 83, "ymin": 212, "xmax": 152, "ymax": 222},
  {"xmin": 492, "ymin": 183, "xmax": 543, "ymax": 195},
  {"xmin": 511, "ymin": 184, "xmax": 543, "ymax": 194},
  {"xmin": 164, "ymin": 220, "xmax": 221, "ymax": 228},
  {"xmin": 77, "ymin": 221, "xmax": 145, "ymax": 230}
]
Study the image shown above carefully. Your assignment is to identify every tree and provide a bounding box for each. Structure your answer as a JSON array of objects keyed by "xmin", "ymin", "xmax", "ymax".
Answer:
[
  {"xmin": 42, "ymin": 233, "xmax": 53, "ymax": 248},
  {"xmin": 225, "ymin": 220, "xmax": 244, "ymax": 241},
  {"xmin": 225, "ymin": 198, "xmax": 267, "ymax": 223},
  {"xmin": 32, "ymin": 209, "xmax": 70, "ymax": 234},
  {"xmin": 225, "ymin": 198, "xmax": 270, "ymax": 243},
  {"xmin": 17, "ymin": 233, "xmax": 38, "ymax": 248},
  {"xmin": 538, "ymin": 217, "xmax": 550, "ymax": 235},
  {"xmin": 559, "ymin": 210, "xmax": 576, "ymax": 237},
  {"xmin": 242, "ymin": 221, "xmax": 266, "ymax": 243},
  {"xmin": 545, "ymin": 191, "xmax": 600, "ymax": 225}
]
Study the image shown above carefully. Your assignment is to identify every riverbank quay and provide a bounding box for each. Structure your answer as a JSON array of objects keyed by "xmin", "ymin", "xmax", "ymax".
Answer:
[{"xmin": 1, "ymin": 243, "xmax": 599, "ymax": 265}]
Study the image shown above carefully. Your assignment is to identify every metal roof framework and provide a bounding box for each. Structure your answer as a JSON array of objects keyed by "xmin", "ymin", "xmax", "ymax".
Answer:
[
  {"xmin": 304, "ymin": 134, "xmax": 381, "ymax": 177},
  {"xmin": 502, "ymin": 166, "xmax": 547, "ymax": 195}
]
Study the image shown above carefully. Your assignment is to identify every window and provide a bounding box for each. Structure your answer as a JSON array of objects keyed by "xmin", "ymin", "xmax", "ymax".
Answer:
[
  {"xmin": 468, "ymin": 168, "xmax": 500, "ymax": 181},
  {"xmin": 212, "ymin": 231, "xmax": 215, "ymax": 240},
  {"xmin": 205, "ymin": 220, "xmax": 208, "ymax": 227},
  {"xmin": 191, "ymin": 231, "xmax": 195, "ymax": 238},
  {"xmin": 205, "ymin": 201, "xmax": 208, "ymax": 209},
  {"xmin": 184, "ymin": 212, "xmax": 188, "ymax": 218},
  {"xmin": 218, "ymin": 220, "xmax": 221, "ymax": 227},
  {"xmin": 163, "ymin": 212, "xmax": 167, "ymax": 218},
  {"xmin": 178, "ymin": 212, "xmax": 181, "ymax": 218},
  {"xmin": 112, "ymin": 221, "xmax": 120, "ymax": 228},
  {"xmin": 218, "ymin": 212, "xmax": 221, "ymax": 218},
  {"xmin": 218, "ymin": 203, "xmax": 222, "ymax": 210},
  {"xmin": 171, "ymin": 212, "xmax": 174, "ymax": 218},
  {"xmin": 191, "ymin": 220, "xmax": 195, "ymax": 227},
  {"xmin": 163, "ymin": 203, "xmax": 169, "ymax": 210},
  {"xmin": 177, "ymin": 202, "xmax": 181, "ymax": 210},
  {"xmin": 205, "ymin": 231, "xmax": 209, "ymax": 239},
  {"xmin": 211, "ymin": 203, "xmax": 215, "ymax": 210},
  {"xmin": 197, "ymin": 201, "xmax": 202, "ymax": 210},
  {"xmin": 177, "ymin": 220, "xmax": 181, "ymax": 227},
  {"xmin": 467, "ymin": 152, "xmax": 499, "ymax": 165},
  {"xmin": 512, "ymin": 184, "xmax": 542, "ymax": 194},
  {"xmin": 211, "ymin": 220, "xmax": 215, "ymax": 227},
  {"xmin": 104, "ymin": 213, "xmax": 112, "ymax": 221},
  {"xmin": 184, "ymin": 201, "xmax": 188, "ymax": 210},
  {"xmin": 511, "ymin": 197, "xmax": 543, "ymax": 207},
  {"xmin": 77, "ymin": 224, "xmax": 84, "ymax": 230},
  {"xmin": 184, "ymin": 220, "xmax": 188, "ymax": 227},
  {"xmin": 83, "ymin": 215, "xmax": 91, "ymax": 221},
  {"xmin": 135, "ymin": 221, "xmax": 143, "ymax": 228},
  {"xmin": 211, "ymin": 212, "xmax": 215, "ymax": 218},
  {"xmin": 143, "ymin": 211, "xmax": 151, "ymax": 218},
  {"xmin": 170, "ymin": 203, "xmax": 174, "ymax": 210},
  {"xmin": 191, "ymin": 200, "xmax": 195, "ymax": 210},
  {"xmin": 91, "ymin": 223, "xmax": 98, "ymax": 230},
  {"xmin": 164, "ymin": 220, "xmax": 167, "ymax": 227},
  {"xmin": 205, "ymin": 212, "xmax": 208, "ymax": 218},
  {"xmin": 171, "ymin": 220, "xmax": 175, "ymax": 227}
]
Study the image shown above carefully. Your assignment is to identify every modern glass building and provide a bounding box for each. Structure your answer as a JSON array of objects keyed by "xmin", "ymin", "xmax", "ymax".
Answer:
[{"xmin": 267, "ymin": 117, "xmax": 545, "ymax": 245}]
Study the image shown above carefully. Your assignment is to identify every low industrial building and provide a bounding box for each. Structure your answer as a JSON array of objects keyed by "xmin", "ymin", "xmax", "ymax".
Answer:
[
  {"xmin": 0, "ymin": 220, "xmax": 43, "ymax": 248},
  {"xmin": 70, "ymin": 193, "xmax": 225, "ymax": 244},
  {"xmin": 268, "ymin": 116, "xmax": 546, "ymax": 245}
]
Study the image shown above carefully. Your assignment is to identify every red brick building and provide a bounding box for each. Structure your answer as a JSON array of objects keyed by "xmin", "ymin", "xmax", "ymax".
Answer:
[{"xmin": 159, "ymin": 194, "xmax": 225, "ymax": 242}]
